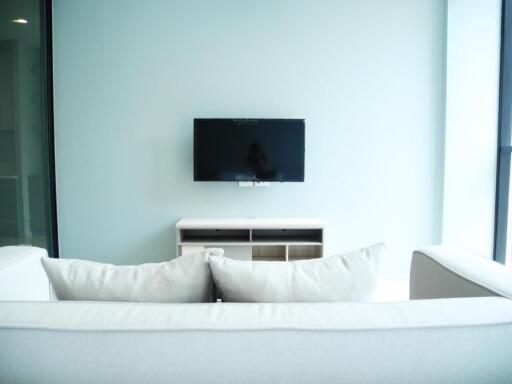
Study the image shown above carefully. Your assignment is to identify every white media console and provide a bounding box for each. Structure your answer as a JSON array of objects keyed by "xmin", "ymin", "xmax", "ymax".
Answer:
[{"xmin": 176, "ymin": 219, "xmax": 324, "ymax": 261}]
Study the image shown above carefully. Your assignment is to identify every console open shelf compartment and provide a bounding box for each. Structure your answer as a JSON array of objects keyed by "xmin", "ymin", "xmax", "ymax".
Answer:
[
  {"xmin": 252, "ymin": 245, "xmax": 286, "ymax": 261},
  {"xmin": 180, "ymin": 229, "xmax": 250, "ymax": 243},
  {"xmin": 251, "ymin": 229, "xmax": 322, "ymax": 243},
  {"xmin": 288, "ymin": 245, "xmax": 322, "ymax": 261}
]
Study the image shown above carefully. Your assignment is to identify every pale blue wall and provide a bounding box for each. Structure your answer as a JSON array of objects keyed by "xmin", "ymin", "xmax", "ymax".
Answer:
[{"xmin": 53, "ymin": 0, "xmax": 445, "ymax": 279}]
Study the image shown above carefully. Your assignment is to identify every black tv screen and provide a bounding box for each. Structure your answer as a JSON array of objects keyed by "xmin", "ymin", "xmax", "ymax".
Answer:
[{"xmin": 194, "ymin": 119, "xmax": 305, "ymax": 182}]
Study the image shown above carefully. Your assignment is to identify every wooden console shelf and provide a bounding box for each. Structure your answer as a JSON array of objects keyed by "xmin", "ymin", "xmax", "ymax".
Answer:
[{"xmin": 176, "ymin": 219, "xmax": 324, "ymax": 261}]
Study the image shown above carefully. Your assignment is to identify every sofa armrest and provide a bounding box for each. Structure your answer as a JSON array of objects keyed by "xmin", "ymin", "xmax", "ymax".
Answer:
[
  {"xmin": 0, "ymin": 246, "xmax": 51, "ymax": 301},
  {"xmin": 410, "ymin": 246, "xmax": 512, "ymax": 300}
]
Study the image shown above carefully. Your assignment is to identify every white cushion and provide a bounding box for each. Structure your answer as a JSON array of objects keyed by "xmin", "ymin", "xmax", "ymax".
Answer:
[
  {"xmin": 209, "ymin": 243, "xmax": 384, "ymax": 302},
  {"xmin": 41, "ymin": 249, "xmax": 223, "ymax": 303}
]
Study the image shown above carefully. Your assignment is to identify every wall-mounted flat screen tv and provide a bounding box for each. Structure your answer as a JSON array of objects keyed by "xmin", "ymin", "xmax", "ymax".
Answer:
[{"xmin": 194, "ymin": 118, "xmax": 305, "ymax": 182}]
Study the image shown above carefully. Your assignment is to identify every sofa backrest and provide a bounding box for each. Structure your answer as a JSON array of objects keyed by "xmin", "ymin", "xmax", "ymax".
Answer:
[{"xmin": 1, "ymin": 298, "xmax": 511, "ymax": 384}]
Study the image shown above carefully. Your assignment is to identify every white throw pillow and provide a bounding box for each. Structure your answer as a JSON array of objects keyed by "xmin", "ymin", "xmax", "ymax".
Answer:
[
  {"xmin": 209, "ymin": 244, "xmax": 384, "ymax": 302},
  {"xmin": 41, "ymin": 249, "xmax": 223, "ymax": 303}
]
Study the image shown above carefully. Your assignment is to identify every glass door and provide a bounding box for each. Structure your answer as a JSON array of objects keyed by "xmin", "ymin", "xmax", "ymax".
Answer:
[{"xmin": 0, "ymin": 0, "xmax": 57, "ymax": 256}]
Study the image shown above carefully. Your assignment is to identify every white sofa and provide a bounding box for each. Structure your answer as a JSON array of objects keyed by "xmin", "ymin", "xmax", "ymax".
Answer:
[{"xmin": 0, "ymin": 246, "xmax": 511, "ymax": 384}]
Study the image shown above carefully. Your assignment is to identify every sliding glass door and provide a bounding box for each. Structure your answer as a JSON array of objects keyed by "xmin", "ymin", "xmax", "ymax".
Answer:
[{"xmin": 0, "ymin": 0, "xmax": 57, "ymax": 257}]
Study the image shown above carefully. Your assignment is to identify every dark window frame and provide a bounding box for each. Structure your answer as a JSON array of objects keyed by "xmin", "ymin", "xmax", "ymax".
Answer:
[{"xmin": 41, "ymin": 0, "xmax": 59, "ymax": 258}]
